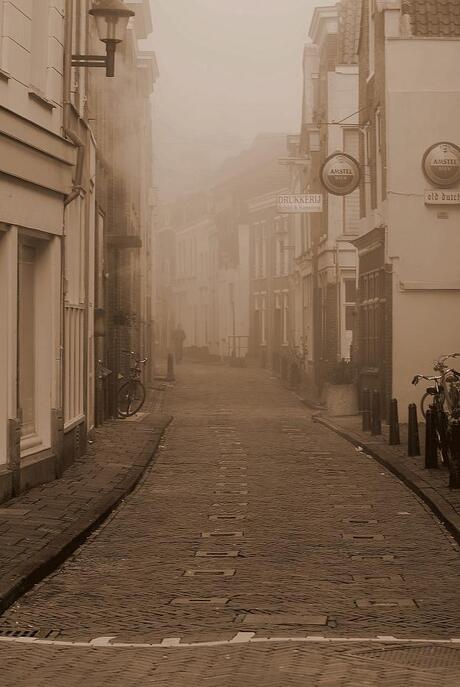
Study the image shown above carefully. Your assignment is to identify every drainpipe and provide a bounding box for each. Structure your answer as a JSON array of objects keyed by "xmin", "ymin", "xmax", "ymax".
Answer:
[
  {"xmin": 63, "ymin": 0, "xmax": 86, "ymax": 207},
  {"xmin": 64, "ymin": 129, "xmax": 85, "ymax": 206}
]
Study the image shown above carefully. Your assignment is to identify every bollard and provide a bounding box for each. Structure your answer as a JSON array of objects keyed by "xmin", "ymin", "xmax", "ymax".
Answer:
[
  {"xmin": 389, "ymin": 398, "xmax": 401, "ymax": 445},
  {"xmin": 260, "ymin": 348, "xmax": 267, "ymax": 369},
  {"xmin": 407, "ymin": 403, "xmax": 421, "ymax": 456},
  {"xmin": 424, "ymin": 407, "xmax": 438, "ymax": 469},
  {"xmin": 449, "ymin": 411, "xmax": 460, "ymax": 489},
  {"xmin": 166, "ymin": 353, "xmax": 175, "ymax": 382},
  {"xmin": 371, "ymin": 390, "xmax": 382, "ymax": 436},
  {"xmin": 362, "ymin": 388, "xmax": 371, "ymax": 432}
]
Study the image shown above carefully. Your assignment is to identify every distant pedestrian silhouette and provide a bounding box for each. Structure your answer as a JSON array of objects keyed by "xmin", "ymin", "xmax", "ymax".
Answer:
[{"xmin": 172, "ymin": 324, "xmax": 186, "ymax": 363}]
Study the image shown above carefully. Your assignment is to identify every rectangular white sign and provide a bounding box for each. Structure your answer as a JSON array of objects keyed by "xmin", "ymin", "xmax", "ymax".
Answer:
[
  {"xmin": 277, "ymin": 193, "xmax": 323, "ymax": 214},
  {"xmin": 425, "ymin": 190, "xmax": 460, "ymax": 205}
]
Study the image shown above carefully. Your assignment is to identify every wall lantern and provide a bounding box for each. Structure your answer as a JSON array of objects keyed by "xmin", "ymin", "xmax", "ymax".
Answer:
[{"xmin": 72, "ymin": 0, "xmax": 135, "ymax": 77}]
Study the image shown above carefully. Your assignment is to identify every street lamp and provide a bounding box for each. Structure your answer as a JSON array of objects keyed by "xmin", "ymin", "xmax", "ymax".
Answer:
[{"xmin": 72, "ymin": 0, "xmax": 135, "ymax": 77}]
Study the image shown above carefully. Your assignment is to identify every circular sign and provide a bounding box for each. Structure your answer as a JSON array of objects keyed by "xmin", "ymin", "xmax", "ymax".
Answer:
[
  {"xmin": 422, "ymin": 142, "xmax": 460, "ymax": 188},
  {"xmin": 320, "ymin": 153, "xmax": 360, "ymax": 196}
]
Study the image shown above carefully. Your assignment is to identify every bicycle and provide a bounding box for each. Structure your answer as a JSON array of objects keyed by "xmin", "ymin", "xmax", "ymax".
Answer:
[
  {"xmin": 433, "ymin": 353, "xmax": 460, "ymax": 414},
  {"xmin": 412, "ymin": 372, "xmax": 451, "ymax": 465},
  {"xmin": 412, "ymin": 354, "xmax": 460, "ymax": 466},
  {"xmin": 117, "ymin": 351, "xmax": 148, "ymax": 418}
]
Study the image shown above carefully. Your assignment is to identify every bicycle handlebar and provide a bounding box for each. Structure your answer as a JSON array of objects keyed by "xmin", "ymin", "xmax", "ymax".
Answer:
[
  {"xmin": 122, "ymin": 351, "xmax": 148, "ymax": 365},
  {"xmin": 435, "ymin": 353, "xmax": 460, "ymax": 368},
  {"xmin": 412, "ymin": 374, "xmax": 441, "ymax": 386}
]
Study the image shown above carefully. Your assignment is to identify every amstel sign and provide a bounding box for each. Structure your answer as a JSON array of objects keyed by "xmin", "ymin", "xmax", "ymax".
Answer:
[
  {"xmin": 422, "ymin": 142, "xmax": 460, "ymax": 188},
  {"xmin": 320, "ymin": 152, "xmax": 360, "ymax": 196}
]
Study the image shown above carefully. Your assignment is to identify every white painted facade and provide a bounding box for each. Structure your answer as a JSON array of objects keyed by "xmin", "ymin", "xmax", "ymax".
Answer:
[
  {"xmin": 173, "ymin": 217, "xmax": 250, "ymax": 360},
  {"xmin": 369, "ymin": 22, "xmax": 460, "ymax": 412},
  {"xmin": 0, "ymin": 1, "xmax": 74, "ymax": 498},
  {"xmin": 0, "ymin": 0, "xmax": 156, "ymax": 502}
]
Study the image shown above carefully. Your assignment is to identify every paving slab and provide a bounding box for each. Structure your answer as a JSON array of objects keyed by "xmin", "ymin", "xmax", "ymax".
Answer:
[{"xmin": 315, "ymin": 413, "xmax": 460, "ymax": 544}]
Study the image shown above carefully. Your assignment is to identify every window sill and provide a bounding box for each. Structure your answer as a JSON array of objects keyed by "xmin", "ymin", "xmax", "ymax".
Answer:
[
  {"xmin": 20, "ymin": 433, "xmax": 44, "ymax": 457},
  {"xmin": 0, "ymin": 68, "xmax": 10, "ymax": 82},
  {"xmin": 28, "ymin": 87, "xmax": 56, "ymax": 110}
]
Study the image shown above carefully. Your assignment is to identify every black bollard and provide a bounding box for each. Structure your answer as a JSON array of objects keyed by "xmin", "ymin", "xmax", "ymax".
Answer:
[
  {"xmin": 424, "ymin": 407, "xmax": 438, "ymax": 469},
  {"xmin": 449, "ymin": 411, "xmax": 460, "ymax": 488},
  {"xmin": 389, "ymin": 398, "xmax": 401, "ymax": 445},
  {"xmin": 408, "ymin": 403, "xmax": 421, "ymax": 456},
  {"xmin": 260, "ymin": 348, "xmax": 267, "ymax": 369},
  {"xmin": 371, "ymin": 390, "xmax": 382, "ymax": 436},
  {"xmin": 166, "ymin": 353, "xmax": 175, "ymax": 382},
  {"xmin": 362, "ymin": 388, "xmax": 371, "ymax": 432}
]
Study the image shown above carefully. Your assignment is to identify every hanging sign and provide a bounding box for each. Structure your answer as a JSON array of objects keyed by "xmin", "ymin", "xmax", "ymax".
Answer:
[
  {"xmin": 422, "ymin": 142, "xmax": 460, "ymax": 188},
  {"xmin": 320, "ymin": 153, "xmax": 360, "ymax": 196},
  {"xmin": 277, "ymin": 193, "xmax": 323, "ymax": 213}
]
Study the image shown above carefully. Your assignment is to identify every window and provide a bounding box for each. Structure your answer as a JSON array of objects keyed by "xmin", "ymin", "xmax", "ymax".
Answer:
[
  {"xmin": 0, "ymin": 1, "xmax": 5, "ymax": 72},
  {"xmin": 282, "ymin": 292, "xmax": 289, "ymax": 345},
  {"xmin": 368, "ymin": 0, "xmax": 375, "ymax": 77},
  {"xmin": 358, "ymin": 268, "xmax": 385, "ymax": 366},
  {"xmin": 30, "ymin": 1, "xmax": 50, "ymax": 95},
  {"xmin": 260, "ymin": 294, "xmax": 267, "ymax": 345},
  {"xmin": 363, "ymin": 122, "xmax": 372, "ymax": 217},
  {"xmin": 261, "ymin": 222, "xmax": 267, "ymax": 277},
  {"xmin": 343, "ymin": 128, "xmax": 360, "ymax": 234},
  {"xmin": 18, "ymin": 243, "xmax": 37, "ymax": 437},
  {"xmin": 375, "ymin": 108, "xmax": 384, "ymax": 202}
]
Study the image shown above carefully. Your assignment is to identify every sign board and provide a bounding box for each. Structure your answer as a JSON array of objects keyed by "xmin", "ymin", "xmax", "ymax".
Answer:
[
  {"xmin": 422, "ymin": 142, "xmax": 460, "ymax": 188},
  {"xmin": 320, "ymin": 153, "xmax": 360, "ymax": 196},
  {"xmin": 425, "ymin": 189, "xmax": 460, "ymax": 205},
  {"xmin": 277, "ymin": 193, "xmax": 323, "ymax": 214}
]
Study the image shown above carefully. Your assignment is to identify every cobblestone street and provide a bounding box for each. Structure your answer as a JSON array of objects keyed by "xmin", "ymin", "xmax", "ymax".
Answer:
[{"xmin": 1, "ymin": 363, "xmax": 460, "ymax": 685}]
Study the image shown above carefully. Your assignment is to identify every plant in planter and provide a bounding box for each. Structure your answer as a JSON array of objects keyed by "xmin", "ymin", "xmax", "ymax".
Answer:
[{"xmin": 321, "ymin": 358, "xmax": 359, "ymax": 416}]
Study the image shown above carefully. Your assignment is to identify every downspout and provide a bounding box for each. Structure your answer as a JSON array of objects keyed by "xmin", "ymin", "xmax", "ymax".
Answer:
[
  {"xmin": 63, "ymin": 0, "xmax": 86, "ymax": 207},
  {"xmin": 61, "ymin": 0, "xmax": 88, "ymax": 440}
]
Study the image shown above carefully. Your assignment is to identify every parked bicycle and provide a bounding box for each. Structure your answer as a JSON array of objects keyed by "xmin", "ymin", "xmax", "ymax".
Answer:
[
  {"xmin": 412, "ymin": 372, "xmax": 451, "ymax": 464},
  {"xmin": 117, "ymin": 351, "xmax": 148, "ymax": 418},
  {"xmin": 412, "ymin": 353, "xmax": 460, "ymax": 467}
]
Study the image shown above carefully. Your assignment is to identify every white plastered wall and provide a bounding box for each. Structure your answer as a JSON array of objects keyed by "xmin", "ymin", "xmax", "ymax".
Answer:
[{"xmin": 386, "ymin": 38, "xmax": 460, "ymax": 416}]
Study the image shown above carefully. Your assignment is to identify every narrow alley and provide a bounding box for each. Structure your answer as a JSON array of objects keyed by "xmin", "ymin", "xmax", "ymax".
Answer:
[{"xmin": 1, "ymin": 364, "xmax": 459, "ymax": 686}]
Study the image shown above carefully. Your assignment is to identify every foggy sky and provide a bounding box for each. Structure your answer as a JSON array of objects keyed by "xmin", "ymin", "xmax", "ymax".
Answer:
[{"xmin": 146, "ymin": 0, "xmax": 331, "ymax": 201}]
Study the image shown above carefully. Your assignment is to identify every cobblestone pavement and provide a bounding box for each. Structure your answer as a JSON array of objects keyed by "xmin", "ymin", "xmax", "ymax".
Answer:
[
  {"xmin": 1, "ymin": 364, "xmax": 460, "ymax": 685},
  {"xmin": 0, "ymin": 390, "xmax": 170, "ymax": 613},
  {"xmin": 316, "ymin": 412, "xmax": 460, "ymax": 533}
]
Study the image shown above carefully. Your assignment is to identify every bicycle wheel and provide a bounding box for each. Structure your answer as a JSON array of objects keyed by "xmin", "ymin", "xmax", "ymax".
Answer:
[
  {"xmin": 118, "ymin": 381, "xmax": 146, "ymax": 417},
  {"xmin": 420, "ymin": 392, "xmax": 430, "ymax": 420},
  {"xmin": 421, "ymin": 389, "xmax": 446, "ymax": 419}
]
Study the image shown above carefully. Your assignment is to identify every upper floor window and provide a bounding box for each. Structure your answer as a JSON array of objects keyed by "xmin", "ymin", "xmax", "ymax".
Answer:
[
  {"xmin": 368, "ymin": 0, "xmax": 375, "ymax": 78},
  {"xmin": 30, "ymin": 1, "xmax": 51, "ymax": 96}
]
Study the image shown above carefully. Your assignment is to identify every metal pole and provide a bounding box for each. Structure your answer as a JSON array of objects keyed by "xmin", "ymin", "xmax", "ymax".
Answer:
[
  {"xmin": 424, "ymin": 407, "xmax": 438, "ymax": 469},
  {"xmin": 408, "ymin": 403, "xmax": 421, "ymax": 456},
  {"xmin": 449, "ymin": 411, "xmax": 460, "ymax": 488},
  {"xmin": 362, "ymin": 388, "xmax": 371, "ymax": 432},
  {"xmin": 371, "ymin": 390, "xmax": 382, "ymax": 436},
  {"xmin": 389, "ymin": 398, "xmax": 400, "ymax": 445}
]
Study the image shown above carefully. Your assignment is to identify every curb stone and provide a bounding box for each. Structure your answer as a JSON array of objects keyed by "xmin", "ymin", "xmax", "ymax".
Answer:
[
  {"xmin": 313, "ymin": 413, "xmax": 460, "ymax": 546},
  {"xmin": 0, "ymin": 415, "xmax": 172, "ymax": 616}
]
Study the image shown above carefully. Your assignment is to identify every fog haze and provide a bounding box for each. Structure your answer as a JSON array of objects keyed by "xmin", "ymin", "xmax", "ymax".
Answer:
[{"xmin": 146, "ymin": 0, "xmax": 332, "ymax": 200}]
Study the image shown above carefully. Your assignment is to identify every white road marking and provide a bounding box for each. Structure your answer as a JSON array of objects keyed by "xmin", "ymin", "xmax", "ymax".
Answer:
[{"xmin": 1, "ymin": 634, "xmax": 460, "ymax": 650}]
